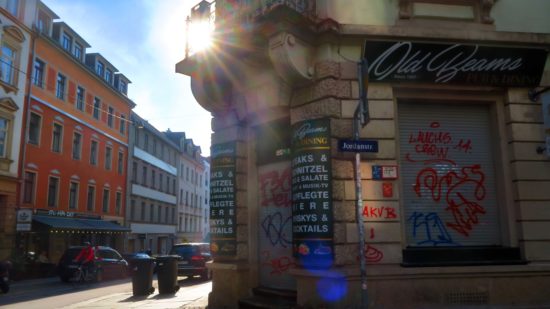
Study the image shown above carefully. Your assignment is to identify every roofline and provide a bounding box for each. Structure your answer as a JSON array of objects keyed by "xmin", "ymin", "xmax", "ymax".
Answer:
[{"xmin": 53, "ymin": 21, "xmax": 92, "ymax": 47}]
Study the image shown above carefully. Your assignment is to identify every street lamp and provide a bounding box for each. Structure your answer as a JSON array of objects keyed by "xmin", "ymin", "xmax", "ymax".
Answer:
[{"xmin": 185, "ymin": 0, "xmax": 215, "ymax": 58}]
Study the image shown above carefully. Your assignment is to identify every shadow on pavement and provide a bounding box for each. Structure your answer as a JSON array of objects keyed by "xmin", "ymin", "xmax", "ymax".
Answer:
[{"xmin": 0, "ymin": 276, "xmax": 209, "ymax": 306}]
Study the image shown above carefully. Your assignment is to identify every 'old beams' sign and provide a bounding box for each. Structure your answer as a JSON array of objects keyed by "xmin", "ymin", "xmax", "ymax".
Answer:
[
  {"xmin": 291, "ymin": 118, "xmax": 333, "ymax": 268},
  {"xmin": 364, "ymin": 41, "xmax": 548, "ymax": 87},
  {"xmin": 210, "ymin": 142, "xmax": 237, "ymax": 256}
]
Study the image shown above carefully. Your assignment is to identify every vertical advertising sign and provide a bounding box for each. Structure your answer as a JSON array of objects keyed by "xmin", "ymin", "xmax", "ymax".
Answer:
[
  {"xmin": 291, "ymin": 118, "xmax": 333, "ymax": 268},
  {"xmin": 210, "ymin": 142, "xmax": 237, "ymax": 256}
]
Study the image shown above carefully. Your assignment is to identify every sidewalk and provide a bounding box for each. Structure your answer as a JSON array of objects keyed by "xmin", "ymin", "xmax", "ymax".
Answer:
[{"xmin": 10, "ymin": 276, "xmax": 209, "ymax": 309}]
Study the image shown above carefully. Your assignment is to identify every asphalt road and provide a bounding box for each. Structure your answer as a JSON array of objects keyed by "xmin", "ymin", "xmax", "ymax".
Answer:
[{"xmin": 0, "ymin": 276, "xmax": 211, "ymax": 309}]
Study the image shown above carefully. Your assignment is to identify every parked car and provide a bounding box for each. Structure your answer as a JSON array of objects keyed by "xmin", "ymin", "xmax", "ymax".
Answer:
[
  {"xmin": 170, "ymin": 243, "xmax": 212, "ymax": 280},
  {"xmin": 57, "ymin": 246, "xmax": 129, "ymax": 283}
]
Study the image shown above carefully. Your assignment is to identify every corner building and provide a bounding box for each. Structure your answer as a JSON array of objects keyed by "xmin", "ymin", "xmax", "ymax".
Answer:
[{"xmin": 177, "ymin": 0, "xmax": 550, "ymax": 308}]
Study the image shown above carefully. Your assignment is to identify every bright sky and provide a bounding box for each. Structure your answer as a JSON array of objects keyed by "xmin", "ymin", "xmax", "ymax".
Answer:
[{"xmin": 43, "ymin": 0, "xmax": 213, "ymax": 156}]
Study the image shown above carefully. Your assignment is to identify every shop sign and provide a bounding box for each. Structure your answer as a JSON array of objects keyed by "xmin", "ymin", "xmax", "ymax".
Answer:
[
  {"xmin": 16, "ymin": 208, "xmax": 32, "ymax": 231},
  {"xmin": 364, "ymin": 41, "xmax": 548, "ymax": 87},
  {"xmin": 209, "ymin": 141, "xmax": 237, "ymax": 256},
  {"xmin": 291, "ymin": 118, "xmax": 333, "ymax": 268},
  {"xmin": 338, "ymin": 139, "xmax": 378, "ymax": 152}
]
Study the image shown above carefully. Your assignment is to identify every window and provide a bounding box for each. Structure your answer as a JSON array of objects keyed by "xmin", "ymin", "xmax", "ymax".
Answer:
[
  {"xmin": 186, "ymin": 167, "xmax": 189, "ymax": 181},
  {"xmin": 36, "ymin": 9, "xmax": 51, "ymax": 35},
  {"xmin": 96, "ymin": 61, "xmax": 104, "ymax": 76},
  {"xmin": 141, "ymin": 201, "xmax": 145, "ymax": 221},
  {"xmin": 115, "ymin": 191, "xmax": 122, "ymax": 215},
  {"xmin": 153, "ymin": 140, "xmax": 157, "ymax": 155},
  {"xmin": 76, "ymin": 86, "xmax": 85, "ymax": 111},
  {"xmin": 157, "ymin": 205, "xmax": 161, "ymax": 223},
  {"xmin": 51, "ymin": 123, "xmax": 63, "ymax": 153},
  {"xmin": 72, "ymin": 132, "xmax": 81, "ymax": 160},
  {"xmin": 102, "ymin": 188, "xmax": 110, "ymax": 213},
  {"xmin": 6, "ymin": 0, "xmax": 19, "ymax": 18},
  {"xmin": 151, "ymin": 170, "xmax": 156, "ymax": 188},
  {"xmin": 1, "ymin": 43, "xmax": 17, "ymax": 85},
  {"xmin": 28, "ymin": 113, "xmax": 41, "ymax": 145},
  {"xmin": 130, "ymin": 200, "xmax": 135, "ymax": 220},
  {"xmin": 33, "ymin": 59, "xmax": 45, "ymax": 87},
  {"xmin": 0, "ymin": 117, "xmax": 8, "ymax": 158},
  {"xmin": 23, "ymin": 171, "xmax": 36, "ymax": 203},
  {"xmin": 119, "ymin": 115, "xmax": 126, "ymax": 135},
  {"xmin": 150, "ymin": 204, "xmax": 154, "ymax": 221},
  {"xmin": 56, "ymin": 73, "xmax": 66, "ymax": 100},
  {"xmin": 144, "ymin": 134, "xmax": 148, "ymax": 149},
  {"xmin": 119, "ymin": 80, "xmax": 127, "ymax": 94},
  {"xmin": 47, "ymin": 176, "xmax": 59, "ymax": 207},
  {"xmin": 159, "ymin": 174, "xmax": 163, "ymax": 192},
  {"xmin": 117, "ymin": 151, "xmax": 124, "ymax": 174},
  {"xmin": 86, "ymin": 186, "xmax": 95, "ymax": 211},
  {"xmin": 142, "ymin": 166, "xmax": 147, "ymax": 186},
  {"xmin": 107, "ymin": 106, "xmax": 114, "ymax": 127},
  {"xmin": 74, "ymin": 43, "xmax": 83, "ymax": 60},
  {"xmin": 62, "ymin": 32, "xmax": 72, "ymax": 51},
  {"xmin": 132, "ymin": 161, "xmax": 137, "ymax": 182},
  {"xmin": 105, "ymin": 146, "xmax": 112, "ymax": 170},
  {"xmin": 93, "ymin": 97, "xmax": 100, "ymax": 119},
  {"xmin": 90, "ymin": 140, "xmax": 98, "ymax": 165},
  {"xmin": 105, "ymin": 69, "xmax": 112, "ymax": 84},
  {"xmin": 69, "ymin": 182, "xmax": 78, "ymax": 209}
]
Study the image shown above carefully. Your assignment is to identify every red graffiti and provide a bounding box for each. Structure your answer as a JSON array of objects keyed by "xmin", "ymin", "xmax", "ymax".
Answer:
[
  {"xmin": 407, "ymin": 122, "xmax": 476, "ymax": 161},
  {"xmin": 362, "ymin": 205, "xmax": 397, "ymax": 219},
  {"xmin": 259, "ymin": 167, "xmax": 291, "ymax": 207},
  {"xmin": 454, "ymin": 138, "xmax": 473, "ymax": 154},
  {"xmin": 370, "ymin": 228, "xmax": 375, "ymax": 239},
  {"xmin": 356, "ymin": 245, "xmax": 384, "ymax": 263},
  {"xmin": 414, "ymin": 164, "xmax": 486, "ymax": 237},
  {"xmin": 261, "ymin": 251, "xmax": 297, "ymax": 275}
]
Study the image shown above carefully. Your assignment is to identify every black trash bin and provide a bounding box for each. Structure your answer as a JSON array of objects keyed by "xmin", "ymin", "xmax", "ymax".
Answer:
[
  {"xmin": 131, "ymin": 255, "xmax": 155, "ymax": 296},
  {"xmin": 155, "ymin": 255, "xmax": 180, "ymax": 294}
]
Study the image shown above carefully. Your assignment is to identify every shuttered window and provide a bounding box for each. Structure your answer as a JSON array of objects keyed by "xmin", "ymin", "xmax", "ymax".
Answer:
[{"xmin": 399, "ymin": 102, "xmax": 501, "ymax": 248}]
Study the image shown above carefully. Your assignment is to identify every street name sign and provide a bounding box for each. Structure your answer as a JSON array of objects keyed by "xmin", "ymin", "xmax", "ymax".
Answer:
[{"xmin": 338, "ymin": 139, "xmax": 378, "ymax": 153}]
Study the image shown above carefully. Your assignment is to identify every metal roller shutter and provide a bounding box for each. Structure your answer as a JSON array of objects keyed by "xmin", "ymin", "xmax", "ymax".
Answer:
[{"xmin": 398, "ymin": 102, "xmax": 501, "ymax": 247}]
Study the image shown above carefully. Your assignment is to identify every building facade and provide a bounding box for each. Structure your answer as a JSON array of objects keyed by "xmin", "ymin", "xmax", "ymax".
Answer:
[
  {"xmin": 0, "ymin": 0, "xmax": 32, "ymax": 259},
  {"xmin": 165, "ymin": 131, "xmax": 210, "ymax": 243},
  {"xmin": 18, "ymin": 0, "xmax": 134, "ymax": 263},
  {"xmin": 125, "ymin": 113, "xmax": 178, "ymax": 255},
  {"xmin": 177, "ymin": 0, "xmax": 550, "ymax": 307}
]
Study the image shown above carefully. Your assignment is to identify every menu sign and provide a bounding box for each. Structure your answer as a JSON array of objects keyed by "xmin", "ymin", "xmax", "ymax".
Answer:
[
  {"xmin": 210, "ymin": 142, "xmax": 237, "ymax": 256},
  {"xmin": 364, "ymin": 41, "xmax": 548, "ymax": 87},
  {"xmin": 291, "ymin": 118, "xmax": 333, "ymax": 268}
]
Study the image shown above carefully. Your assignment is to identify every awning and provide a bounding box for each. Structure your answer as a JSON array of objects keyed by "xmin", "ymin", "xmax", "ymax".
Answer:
[{"xmin": 33, "ymin": 215, "xmax": 130, "ymax": 232}]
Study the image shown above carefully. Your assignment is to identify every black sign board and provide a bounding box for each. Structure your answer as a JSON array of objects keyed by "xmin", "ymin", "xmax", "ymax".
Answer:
[
  {"xmin": 210, "ymin": 141, "xmax": 237, "ymax": 256},
  {"xmin": 364, "ymin": 41, "xmax": 548, "ymax": 87},
  {"xmin": 338, "ymin": 139, "xmax": 378, "ymax": 153},
  {"xmin": 291, "ymin": 118, "xmax": 333, "ymax": 268}
]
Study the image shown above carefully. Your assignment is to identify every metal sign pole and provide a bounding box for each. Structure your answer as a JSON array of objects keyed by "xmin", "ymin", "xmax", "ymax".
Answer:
[{"xmin": 355, "ymin": 59, "xmax": 369, "ymax": 308}]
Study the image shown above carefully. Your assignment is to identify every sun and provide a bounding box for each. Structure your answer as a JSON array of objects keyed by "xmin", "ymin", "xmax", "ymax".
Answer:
[{"xmin": 188, "ymin": 20, "xmax": 214, "ymax": 53}]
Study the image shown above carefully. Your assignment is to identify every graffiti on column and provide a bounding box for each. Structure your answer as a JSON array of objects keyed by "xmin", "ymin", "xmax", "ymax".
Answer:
[
  {"xmin": 258, "ymin": 163, "xmax": 295, "ymax": 288},
  {"xmin": 291, "ymin": 118, "xmax": 333, "ymax": 268},
  {"xmin": 405, "ymin": 121, "xmax": 488, "ymax": 245},
  {"xmin": 210, "ymin": 142, "xmax": 237, "ymax": 256}
]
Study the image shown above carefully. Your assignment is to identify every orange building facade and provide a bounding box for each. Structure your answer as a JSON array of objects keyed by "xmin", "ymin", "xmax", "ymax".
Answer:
[{"xmin": 19, "ymin": 3, "xmax": 135, "ymax": 262}]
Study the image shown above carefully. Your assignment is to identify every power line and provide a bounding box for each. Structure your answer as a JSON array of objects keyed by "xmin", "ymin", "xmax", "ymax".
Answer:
[{"xmin": 0, "ymin": 57, "xmax": 136, "ymax": 125}]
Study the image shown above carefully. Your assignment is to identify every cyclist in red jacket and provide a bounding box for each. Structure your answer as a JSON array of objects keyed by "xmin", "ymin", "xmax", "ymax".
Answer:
[{"xmin": 74, "ymin": 242, "xmax": 95, "ymax": 275}]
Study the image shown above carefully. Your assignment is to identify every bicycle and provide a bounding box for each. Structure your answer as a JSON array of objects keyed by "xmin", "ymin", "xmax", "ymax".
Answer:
[{"xmin": 71, "ymin": 264, "xmax": 96, "ymax": 288}]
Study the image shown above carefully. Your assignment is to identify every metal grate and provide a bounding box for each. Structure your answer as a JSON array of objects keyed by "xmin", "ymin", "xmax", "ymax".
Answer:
[{"xmin": 445, "ymin": 291, "xmax": 489, "ymax": 305}]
